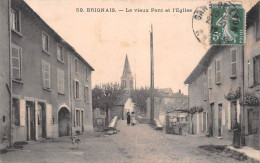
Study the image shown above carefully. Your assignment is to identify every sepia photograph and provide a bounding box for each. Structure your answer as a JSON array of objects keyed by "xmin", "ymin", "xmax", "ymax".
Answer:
[{"xmin": 0, "ymin": 0, "xmax": 259, "ymax": 162}]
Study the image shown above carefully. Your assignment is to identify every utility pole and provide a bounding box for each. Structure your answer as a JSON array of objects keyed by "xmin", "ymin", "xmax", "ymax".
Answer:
[{"xmin": 150, "ymin": 24, "xmax": 154, "ymax": 125}]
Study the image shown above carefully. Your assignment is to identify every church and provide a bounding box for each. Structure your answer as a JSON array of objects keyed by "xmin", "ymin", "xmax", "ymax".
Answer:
[{"xmin": 109, "ymin": 55, "xmax": 135, "ymax": 120}]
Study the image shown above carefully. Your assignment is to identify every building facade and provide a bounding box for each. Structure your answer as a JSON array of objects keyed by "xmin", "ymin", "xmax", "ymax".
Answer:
[
  {"xmin": 0, "ymin": 0, "xmax": 11, "ymax": 150},
  {"xmin": 184, "ymin": 2, "xmax": 260, "ymax": 150},
  {"xmin": 0, "ymin": 0, "xmax": 94, "ymax": 149}
]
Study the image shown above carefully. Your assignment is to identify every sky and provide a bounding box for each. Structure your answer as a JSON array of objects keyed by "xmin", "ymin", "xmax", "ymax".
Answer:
[{"xmin": 24, "ymin": 0, "xmax": 257, "ymax": 95}]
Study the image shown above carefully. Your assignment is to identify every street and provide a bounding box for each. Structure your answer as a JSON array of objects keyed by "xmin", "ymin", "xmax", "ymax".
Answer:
[{"xmin": 1, "ymin": 120, "xmax": 238, "ymax": 163}]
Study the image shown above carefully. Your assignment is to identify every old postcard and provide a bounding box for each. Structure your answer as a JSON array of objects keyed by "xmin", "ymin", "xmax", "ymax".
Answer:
[{"xmin": 0, "ymin": 0, "xmax": 259, "ymax": 162}]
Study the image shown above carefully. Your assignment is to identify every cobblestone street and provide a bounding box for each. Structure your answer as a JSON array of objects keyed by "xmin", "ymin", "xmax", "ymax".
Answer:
[{"xmin": 1, "ymin": 120, "xmax": 239, "ymax": 163}]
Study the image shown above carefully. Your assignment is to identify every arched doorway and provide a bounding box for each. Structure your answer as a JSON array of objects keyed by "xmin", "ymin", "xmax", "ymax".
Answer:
[{"xmin": 58, "ymin": 107, "xmax": 70, "ymax": 137}]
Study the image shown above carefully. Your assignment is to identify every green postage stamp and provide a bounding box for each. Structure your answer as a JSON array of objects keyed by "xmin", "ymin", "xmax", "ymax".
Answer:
[{"xmin": 210, "ymin": 2, "xmax": 245, "ymax": 45}]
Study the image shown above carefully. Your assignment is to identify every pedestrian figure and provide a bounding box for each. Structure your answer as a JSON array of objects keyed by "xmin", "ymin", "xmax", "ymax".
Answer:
[
  {"xmin": 232, "ymin": 122, "xmax": 241, "ymax": 148},
  {"xmin": 131, "ymin": 112, "xmax": 136, "ymax": 126},
  {"xmin": 126, "ymin": 112, "xmax": 131, "ymax": 126}
]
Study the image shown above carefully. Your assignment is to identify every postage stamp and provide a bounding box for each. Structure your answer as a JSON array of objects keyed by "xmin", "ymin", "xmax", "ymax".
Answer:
[{"xmin": 210, "ymin": 2, "xmax": 245, "ymax": 45}]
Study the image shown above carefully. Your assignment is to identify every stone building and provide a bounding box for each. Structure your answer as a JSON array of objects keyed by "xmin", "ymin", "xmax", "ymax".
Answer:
[
  {"xmin": 146, "ymin": 89, "xmax": 188, "ymax": 126},
  {"xmin": 0, "ymin": 0, "xmax": 11, "ymax": 150},
  {"xmin": 184, "ymin": 2, "xmax": 260, "ymax": 150},
  {"xmin": 0, "ymin": 0, "xmax": 94, "ymax": 149}
]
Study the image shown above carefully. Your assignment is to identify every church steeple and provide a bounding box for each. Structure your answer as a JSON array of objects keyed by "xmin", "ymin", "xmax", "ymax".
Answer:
[
  {"xmin": 121, "ymin": 54, "xmax": 134, "ymax": 90},
  {"xmin": 123, "ymin": 54, "xmax": 131, "ymax": 74}
]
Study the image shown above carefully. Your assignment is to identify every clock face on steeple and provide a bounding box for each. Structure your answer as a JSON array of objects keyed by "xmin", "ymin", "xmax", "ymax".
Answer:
[{"xmin": 121, "ymin": 54, "xmax": 134, "ymax": 90}]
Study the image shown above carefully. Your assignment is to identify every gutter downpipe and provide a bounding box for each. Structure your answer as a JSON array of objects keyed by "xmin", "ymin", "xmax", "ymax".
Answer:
[
  {"xmin": 241, "ymin": 45, "xmax": 245, "ymax": 146},
  {"xmin": 8, "ymin": 0, "xmax": 13, "ymax": 147}
]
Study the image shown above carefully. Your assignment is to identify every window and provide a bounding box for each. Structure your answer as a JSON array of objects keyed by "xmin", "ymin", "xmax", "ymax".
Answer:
[
  {"xmin": 42, "ymin": 32, "xmax": 49, "ymax": 52},
  {"xmin": 57, "ymin": 68, "xmax": 64, "ymax": 94},
  {"xmin": 74, "ymin": 80, "xmax": 80, "ymax": 99},
  {"xmin": 248, "ymin": 56, "xmax": 260, "ymax": 87},
  {"xmin": 122, "ymin": 80, "xmax": 126, "ymax": 88},
  {"xmin": 203, "ymin": 83, "xmax": 207, "ymax": 101},
  {"xmin": 76, "ymin": 110, "xmax": 80, "ymax": 126},
  {"xmin": 11, "ymin": 9, "xmax": 21, "ymax": 33},
  {"xmin": 57, "ymin": 45, "xmax": 64, "ymax": 62},
  {"xmin": 84, "ymin": 86, "xmax": 89, "ymax": 102},
  {"xmin": 248, "ymin": 109, "xmax": 253, "ymax": 135},
  {"xmin": 230, "ymin": 48, "xmax": 237, "ymax": 77},
  {"xmin": 254, "ymin": 56, "xmax": 260, "ymax": 85},
  {"xmin": 256, "ymin": 9, "xmax": 260, "ymax": 41},
  {"xmin": 42, "ymin": 60, "xmax": 51, "ymax": 89},
  {"xmin": 13, "ymin": 98, "xmax": 20, "ymax": 126},
  {"xmin": 85, "ymin": 68, "xmax": 88, "ymax": 80},
  {"xmin": 130, "ymin": 80, "xmax": 133, "ymax": 89},
  {"xmin": 215, "ymin": 58, "xmax": 221, "ymax": 84},
  {"xmin": 75, "ymin": 58, "xmax": 79, "ymax": 73},
  {"xmin": 208, "ymin": 67, "xmax": 212, "ymax": 88},
  {"xmin": 11, "ymin": 44, "xmax": 22, "ymax": 80}
]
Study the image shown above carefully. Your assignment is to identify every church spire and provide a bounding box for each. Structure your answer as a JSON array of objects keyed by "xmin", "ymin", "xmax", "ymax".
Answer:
[
  {"xmin": 121, "ymin": 54, "xmax": 133, "ymax": 90},
  {"xmin": 123, "ymin": 54, "xmax": 131, "ymax": 74}
]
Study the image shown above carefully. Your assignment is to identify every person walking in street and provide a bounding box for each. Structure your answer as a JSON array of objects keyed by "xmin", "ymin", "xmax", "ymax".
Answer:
[
  {"xmin": 131, "ymin": 112, "xmax": 136, "ymax": 126},
  {"xmin": 126, "ymin": 112, "xmax": 131, "ymax": 126}
]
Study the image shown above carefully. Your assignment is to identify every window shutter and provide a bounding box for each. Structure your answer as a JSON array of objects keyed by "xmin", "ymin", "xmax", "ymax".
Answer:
[
  {"xmin": 73, "ymin": 80, "xmax": 76, "ymax": 98},
  {"xmin": 46, "ymin": 103, "xmax": 52, "ymax": 138},
  {"xmin": 216, "ymin": 59, "xmax": 221, "ymax": 84},
  {"xmin": 206, "ymin": 112, "xmax": 208, "ymax": 132},
  {"xmin": 208, "ymin": 67, "xmax": 212, "ymax": 88},
  {"xmin": 231, "ymin": 49, "xmax": 237, "ymax": 77},
  {"xmin": 79, "ymin": 82, "xmax": 82, "ymax": 99},
  {"xmin": 248, "ymin": 58, "xmax": 254, "ymax": 87},
  {"xmin": 237, "ymin": 100, "xmax": 240, "ymax": 123},
  {"xmin": 227, "ymin": 101, "xmax": 231, "ymax": 130},
  {"xmin": 35, "ymin": 102, "xmax": 38, "ymax": 140},
  {"xmin": 222, "ymin": 106, "xmax": 225, "ymax": 125},
  {"xmin": 74, "ymin": 109, "xmax": 77, "ymax": 127},
  {"xmin": 19, "ymin": 99, "xmax": 26, "ymax": 126},
  {"xmin": 201, "ymin": 112, "xmax": 203, "ymax": 132},
  {"xmin": 196, "ymin": 113, "xmax": 200, "ymax": 134}
]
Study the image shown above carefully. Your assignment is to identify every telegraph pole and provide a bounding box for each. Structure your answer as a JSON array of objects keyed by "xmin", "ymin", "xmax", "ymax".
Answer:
[{"xmin": 150, "ymin": 24, "xmax": 154, "ymax": 125}]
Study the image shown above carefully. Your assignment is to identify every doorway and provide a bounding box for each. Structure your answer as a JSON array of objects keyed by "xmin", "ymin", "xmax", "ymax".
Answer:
[
  {"xmin": 218, "ymin": 104, "xmax": 222, "ymax": 136},
  {"xmin": 81, "ymin": 110, "xmax": 84, "ymax": 132},
  {"xmin": 37, "ymin": 103, "xmax": 46, "ymax": 138},
  {"xmin": 209, "ymin": 103, "xmax": 214, "ymax": 137},
  {"xmin": 26, "ymin": 101, "xmax": 35, "ymax": 141},
  {"xmin": 58, "ymin": 107, "xmax": 70, "ymax": 137}
]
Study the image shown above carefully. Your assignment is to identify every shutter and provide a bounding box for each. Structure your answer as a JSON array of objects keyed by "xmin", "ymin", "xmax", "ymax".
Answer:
[
  {"xmin": 73, "ymin": 80, "xmax": 76, "ymax": 98},
  {"xmin": 208, "ymin": 67, "xmax": 212, "ymax": 88},
  {"xmin": 201, "ymin": 112, "xmax": 203, "ymax": 131},
  {"xmin": 222, "ymin": 106, "xmax": 225, "ymax": 125},
  {"xmin": 227, "ymin": 101, "xmax": 231, "ymax": 130},
  {"xmin": 35, "ymin": 102, "xmax": 38, "ymax": 140},
  {"xmin": 74, "ymin": 109, "xmax": 76, "ymax": 127},
  {"xmin": 206, "ymin": 112, "xmax": 208, "ymax": 132},
  {"xmin": 248, "ymin": 58, "xmax": 254, "ymax": 87},
  {"xmin": 196, "ymin": 113, "xmax": 200, "ymax": 134},
  {"xmin": 19, "ymin": 99, "xmax": 26, "ymax": 126},
  {"xmin": 231, "ymin": 49, "xmax": 237, "ymax": 76},
  {"xmin": 46, "ymin": 103, "xmax": 52, "ymax": 138},
  {"xmin": 79, "ymin": 82, "xmax": 82, "ymax": 99},
  {"xmin": 237, "ymin": 100, "xmax": 240, "ymax": 123}
]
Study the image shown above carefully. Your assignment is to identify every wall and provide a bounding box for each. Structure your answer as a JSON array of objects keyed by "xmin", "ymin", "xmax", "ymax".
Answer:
[
  {"xmin": 0, "ymin": 0, "xmax": 11, "ymax": 150},
  {"xmin": 70, "ymin": 53, "xmax": 93, "ymax": 134},
  {"xmin": 11, "ymin": 0, "xmax": 71, "ymax": 141},
  {"xmin": 188, "ymin": 70, "xmax": 208, "ymax": 135},
  {"xmin": 243, "ymin": 7, "xmax": 260, "ymax": 150}
]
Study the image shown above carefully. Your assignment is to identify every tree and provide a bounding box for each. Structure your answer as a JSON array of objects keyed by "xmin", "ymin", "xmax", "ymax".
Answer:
[
  {"xmin": 92, "ymin": 83, "xmax": 123, "ymax": 123},
  {"xmin": 130, "ymin": 87, "xmax": 158, "ymax": 115}
]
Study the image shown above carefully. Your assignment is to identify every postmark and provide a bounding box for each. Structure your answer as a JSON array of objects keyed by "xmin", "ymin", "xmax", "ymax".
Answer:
[
  {"xmin": 192, "ymin": 5, "xmax": 210, "ymax": 46},
  {"xmin": 210, "ymin": 2, "xmax": 245, "ymax": 45}
]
